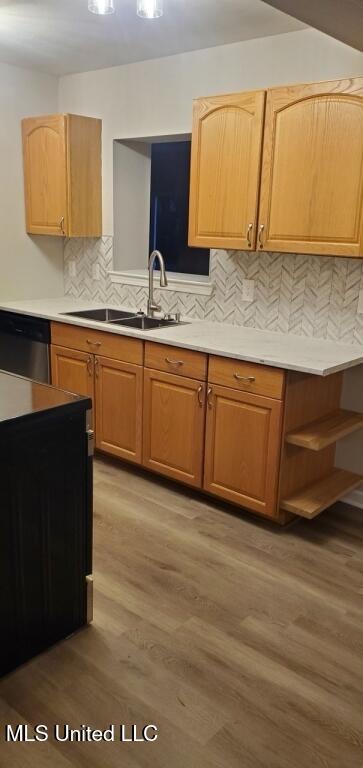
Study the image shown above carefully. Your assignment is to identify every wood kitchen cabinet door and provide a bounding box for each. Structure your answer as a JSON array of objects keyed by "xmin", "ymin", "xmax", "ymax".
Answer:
[
  {"xmin": 22, "ymin": 114, "xmax": 102, "ymax": 237},
  {"xmin": 258, "ymin": 77, "xmax": 363, "ymax": 256},
  {"xmin": 95, "ymin": 356, "xmax": 143, "ymax": 464},
  {"xmin": 143, "ymin": 368, "xmax": 205, "ymax": 487},
  {"xmin": 188, "ymin": 90, "xmax": 266, "ymax": 250},
  {"xmin": 22, "ymin": 115, "xmax": 68, "ymax": 236},
  {"xmin": 204, "ymin": 385, "xmax": 283, "ymax": 518},
  {"xmin": 51, "ymin": 344, "xmax": 94, "ymax": 402}
]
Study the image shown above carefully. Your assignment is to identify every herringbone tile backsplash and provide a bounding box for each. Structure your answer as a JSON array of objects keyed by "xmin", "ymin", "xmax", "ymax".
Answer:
[{"xmin": 64, "ymin": 238, "xmax": 363, "ymax": 345}]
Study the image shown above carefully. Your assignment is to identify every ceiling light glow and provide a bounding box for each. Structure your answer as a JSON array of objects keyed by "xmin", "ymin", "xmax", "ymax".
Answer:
[
  {"xmin": 88, "ymin": 0, "xmax": 115, "ymax": 14},
  {"xmin": 137, "ymin": 0, "xmax": 163, "ymax": 19}
]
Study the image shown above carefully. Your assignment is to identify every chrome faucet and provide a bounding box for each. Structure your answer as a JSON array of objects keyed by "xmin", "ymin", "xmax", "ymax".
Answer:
[{"xmin": 147, "ymin": 250, "xmax": 168, "ymax": 317}]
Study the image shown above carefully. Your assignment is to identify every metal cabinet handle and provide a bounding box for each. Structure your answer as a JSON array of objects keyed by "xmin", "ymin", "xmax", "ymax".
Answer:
[
  {"xmin": 207, "ymin": 386, "xmax": 213, "ymax": 408},
  {"xmin": 165, "ymin": 357, "xmax": 183, "ymax": 366},
  {"xmin": 60, "ymin": 216, "xmax": 65, "ymax": 234},
  {"xmin": 247, "ymin": 223, "xmax": 253, "ymax": 248},
  {"xmin": 197, "ymin": 385, "xmax": 204, "ymax": 406},
  {"xmin": 86, "ymin": 355, "xmax": 93, "ymax": 376},
  {"xmin": 234, "ymin": 374, "xmax": 256, "ymax": 383},
  {"xmin": 87, "ymin": 339, "xmax": 102, "ymax": 347},
  {"xmin": 258, "ymin": 224, "xmax": 265, "ymax": 248},
  {"xmin": 94, "ymin": 357, "xmax": 100, "ymax": 377}
]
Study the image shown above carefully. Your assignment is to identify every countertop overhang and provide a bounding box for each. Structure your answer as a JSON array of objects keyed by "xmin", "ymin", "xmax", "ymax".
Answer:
[{"xmin": 1, "ymin": 298, "xmax": 363, "ymax": 377}]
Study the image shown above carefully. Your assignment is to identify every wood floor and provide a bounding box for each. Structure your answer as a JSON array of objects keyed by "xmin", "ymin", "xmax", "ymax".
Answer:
[{"xmin": 1, "ymin": 456, "xmax": 363, "ymax": 767}]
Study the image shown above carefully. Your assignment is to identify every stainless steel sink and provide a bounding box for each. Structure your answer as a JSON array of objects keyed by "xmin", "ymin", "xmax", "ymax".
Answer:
[
  {"xmin": 61, "ymin": 308, "xmax": 188, "ymax": 331},
  {"xmin": 109, "ymin": 316, "xmax": 187, "ymax": 331},
  {"xmin": 61, "ymin": 308, "xmax": 136, "ymax": 322}
]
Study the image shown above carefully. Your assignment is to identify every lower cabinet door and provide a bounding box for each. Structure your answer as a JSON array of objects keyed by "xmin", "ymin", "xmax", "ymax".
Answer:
[
  {"xmin": 95, "ymin": 355, "xmax": 143, "ymax": 464},
  {"xmin": 204, "ymin": 384, "xmax": 283, "ymax": 517},
  {"xmin": 143, "ymin": 368, "xmax": 206, "ymax": 487},
  {"xmin": 51, "ymin": 344, "xmax": 94, "ymax": 409}
]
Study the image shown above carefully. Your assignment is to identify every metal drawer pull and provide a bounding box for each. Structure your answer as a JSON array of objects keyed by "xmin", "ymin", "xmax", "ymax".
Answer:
[
  {"xmin": 165, "ymin": 357, "xmax": 183, "ymax": 366},
  {"xmin": 247, "ymin": 223, "xmax": 253, "ymax": 248},
  {"xmin": 234, "ymin": 374, "xmax": 256, "ymax": 383},
  {"xmin": 197, "ymin": 385, "xmax": 204, "ymax": 406},
  {"xmin": 258, "ymin": 224, "xmax": 265, "ymax": 248},
  {"xmin": 207, "ymin": 386, "xmax": 213, "ymax": 408},
  {"xmin": 87, "ymin": 339, "xmax": 101, "ymax": 346}
]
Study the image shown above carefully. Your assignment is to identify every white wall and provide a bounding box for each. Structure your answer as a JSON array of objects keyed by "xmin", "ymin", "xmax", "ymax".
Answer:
[
  {"xmin": 58, "ymin": 27, "xmax": 363, "ymax": 235},
  {"xmin": 0, "ymin": 62, "xmax": 64, "ymax": 301},
  {"xmin": 113, "ymin": 140, "xmax": 151, "ymax": 270}
]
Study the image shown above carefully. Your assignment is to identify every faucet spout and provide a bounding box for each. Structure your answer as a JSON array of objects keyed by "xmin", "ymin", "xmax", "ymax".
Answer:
[{"xmin": 147, "ymin": 250, "xmax": 168, "ymax": 317}]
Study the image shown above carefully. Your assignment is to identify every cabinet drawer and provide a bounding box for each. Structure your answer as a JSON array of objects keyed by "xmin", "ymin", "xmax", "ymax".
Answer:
[
  {"xmin": 51, "ymin": 322, "xmax": 143, "ymax": 365},
  {"xmin": 208, "ymin": 356, "xmax": 285, "ymax": 399},
  {"xmin": 144, "ymin": 342, "xmax": 207, "ymax": 381}
]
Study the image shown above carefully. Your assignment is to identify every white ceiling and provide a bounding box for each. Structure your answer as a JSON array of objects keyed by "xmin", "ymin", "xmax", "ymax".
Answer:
[{"xmin": 0, "ymin": 0, "xmax": 306, "ymax": 76}]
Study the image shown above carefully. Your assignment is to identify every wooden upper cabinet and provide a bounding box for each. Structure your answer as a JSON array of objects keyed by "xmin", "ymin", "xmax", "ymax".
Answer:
[
  {"xmin": 258, "ymin": 78, "xmax": 363, "ymax": 256},
  {"xmin": 188, "ymin": 91, "xmax": 266, "ymax": 250},
  {"xmin": 22, "ymin": 115, "xmax": 67, "ymax": 236},
  {"xmin": 22, "ymin": 114, "xmax": 102, "ymax": 237}
]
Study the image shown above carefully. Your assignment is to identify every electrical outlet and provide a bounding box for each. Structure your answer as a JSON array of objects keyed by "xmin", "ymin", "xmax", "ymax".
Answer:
[
  {"xmin": 92, "ymin": 263, "xmax": 100, "ymax": 281},
  {"xmin": 242, "ymin": 279, "xmax": 255, "ymax": 302},
  {"xmin": 358, "ymin": 290, "xmax": 363, "ymax": 315},
  {"xmin": 68, "ymin": 260, "xmax": 76, "ymax": 278}
]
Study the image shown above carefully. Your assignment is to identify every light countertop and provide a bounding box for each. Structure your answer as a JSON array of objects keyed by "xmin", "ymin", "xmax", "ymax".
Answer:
[{"xmin": 1, "ymin": 297, "xmax": 363, "ymax": 376}]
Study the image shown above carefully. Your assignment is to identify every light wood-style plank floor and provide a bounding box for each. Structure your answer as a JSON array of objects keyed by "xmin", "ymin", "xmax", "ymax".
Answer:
[{"xmin": 1, "ymin": 456, "xmax": 363, "ymax": 767}]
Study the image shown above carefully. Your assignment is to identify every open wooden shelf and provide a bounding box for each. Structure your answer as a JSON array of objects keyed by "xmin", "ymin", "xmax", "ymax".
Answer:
[
  {"xmin": 285, "ymin": 409, "xmax": 363, "ymax": 451},
  {"xmin": 280, "ymin": 469, "xmax": 363, "ymax": 519}
]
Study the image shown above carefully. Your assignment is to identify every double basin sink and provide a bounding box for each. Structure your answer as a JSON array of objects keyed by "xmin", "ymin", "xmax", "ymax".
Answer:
[{"xmin": 62, "ymin": 308, "xmax": 186, "ymax": 331}]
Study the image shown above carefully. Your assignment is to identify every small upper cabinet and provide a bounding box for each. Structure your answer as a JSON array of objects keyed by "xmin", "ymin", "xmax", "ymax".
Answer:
[
  {"xmin": 258, "ymin": 78, "xmax": 363, "ymax": 256},
  {"xmin": 188, "ymin": 91, "xmax": 266, "ymax": 250},
  {"xmin": 22, "ymin": 114, "xmax": 102, "ymax": 237}
]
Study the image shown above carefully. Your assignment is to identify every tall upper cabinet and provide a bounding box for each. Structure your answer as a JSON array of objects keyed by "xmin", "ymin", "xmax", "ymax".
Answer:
[
  {"xmin": 188, "ymin": 91, "xmax": 266, "ymax": 250},
  {"xmin": 189, "ymin": 77, "xmax": 363, "ymax": 257},
  {"xmin": 22, "ymin": 114, "xmax": 102, "ymax": 237}
]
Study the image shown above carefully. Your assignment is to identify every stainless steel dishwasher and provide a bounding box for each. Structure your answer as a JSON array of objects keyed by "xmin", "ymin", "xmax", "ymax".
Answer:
[{"xmin": 0, "ymin": 311, "xmax": 50, "ymax": 383}]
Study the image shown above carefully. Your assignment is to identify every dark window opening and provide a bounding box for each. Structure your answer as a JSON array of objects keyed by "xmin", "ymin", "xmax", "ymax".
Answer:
[{"xmin": 149, "ymin": 141, "xmax": 209, "ymax": 276}]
